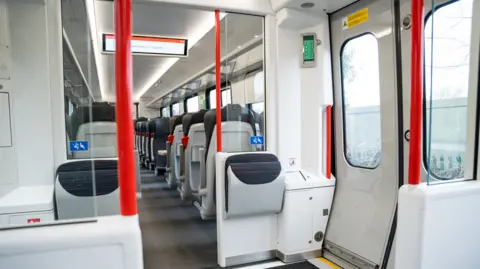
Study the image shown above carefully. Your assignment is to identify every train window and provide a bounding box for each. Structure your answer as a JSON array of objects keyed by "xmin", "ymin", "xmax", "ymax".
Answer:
[
  {"xmin": 186, "ymin": 96, "xmax": 199, "ymax": 112},
  {"xmin": 222, "ymin": 89, "xmax": 232, "ymax": 106},
  {"xmin": 340, "ymin": 34, "xmax": 381, "ymax": 169},
  {"xmin": 161, "ymin": 107, "xmax": 170, "ymax": 117},
  {"xmin": 208, "ymin": 88, "xmax": 231, "ymax": 109},
  {"xmin": 250, "ymin": 102, "xmax": 264, "ymax": 115},
  {"xmin": 209, "ymin": 90, "xmax": 217, "ymax": 109},
  {"xmin": 424, "ymin": 0, "xmax": 473, "ymax": 180},
  {"xmin": 171, "ymin": 102, "xmax": 180, "ymax": 116}
]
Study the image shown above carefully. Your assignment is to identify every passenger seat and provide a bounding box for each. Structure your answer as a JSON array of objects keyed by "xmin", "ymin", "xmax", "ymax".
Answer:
[
  {"xmin": 177, "ymin": 110, "xmax": 207, "ymax": 200},
  {"xmin": 153, "ymin": 117, "xmax": 170, "ymax": 176},
  {"xmin": 194, "ymin": 104, "xmax": 257, "ymax": 219},
  {"xmin": 70, "ymin": 103, "xmax": 116, "ymax": 159},
  {"xmin": 166, "ymin": 114, "xmax": 186, "ymax": 188}
]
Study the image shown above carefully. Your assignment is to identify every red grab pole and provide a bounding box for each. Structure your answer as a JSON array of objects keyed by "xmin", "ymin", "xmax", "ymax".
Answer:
[
  {"xmin": 215, "ymin": 10, "xmax": 222, "ymax": 152},
  {"xmin": 115, "ymin": 0, "xmax": 137, "ymax": 215},
  {"xmin": 408, "ymin": 0, "xmax": 424, "ymax": 185},
  {"xmin": 326, "ymin": 105, "xmax": 332, "ymax": 179}
]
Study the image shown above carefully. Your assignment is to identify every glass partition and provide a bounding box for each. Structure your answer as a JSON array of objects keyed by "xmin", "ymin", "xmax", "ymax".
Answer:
[
  {"xmin": 424, "ymin": 0, "xmax": 474, "ymax": 183},
  {"xmin": 220, "ymin": 13, "xmax": 265, "ymax": 152},
  {"xmin": 60, "ymin": 0, "xmax": 104, "ymax": 221}
]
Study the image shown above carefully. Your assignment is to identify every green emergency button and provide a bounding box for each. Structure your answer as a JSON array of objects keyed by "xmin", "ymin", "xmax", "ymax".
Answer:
[
  {"xmin": 303, "ymin": 34, "xmax": 315, "ymax": 62},
  {"xmin": 302, "ymin": 33, "xmax": 317, "ymax": 68}
]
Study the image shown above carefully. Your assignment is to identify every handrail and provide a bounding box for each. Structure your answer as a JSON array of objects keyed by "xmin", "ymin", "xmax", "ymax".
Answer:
[
  {"xmin": 326, "ymin": 105, "xmax": 332, "ymax": 179},
  {"xmin": 115, "ymin": 0, "xmax": 138, "ymax": 215},
  {"xmin": 215, "ymin": 10, "xmax": 222, "ymax": 152},
  {"xmin": 408, "ymin": 0, "xmax": 424, "ymax": 185}
]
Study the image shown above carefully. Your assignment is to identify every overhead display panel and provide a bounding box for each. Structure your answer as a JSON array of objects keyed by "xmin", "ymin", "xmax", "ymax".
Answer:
[{"xmin": 102, "ymin": 34, "xmax": 188, "ymax": 57}]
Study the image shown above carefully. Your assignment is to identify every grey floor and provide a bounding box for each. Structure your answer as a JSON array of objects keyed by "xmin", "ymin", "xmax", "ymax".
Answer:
[{"xmin": 138, "ymin": 169, "xmax": 219, "ymax": 269}]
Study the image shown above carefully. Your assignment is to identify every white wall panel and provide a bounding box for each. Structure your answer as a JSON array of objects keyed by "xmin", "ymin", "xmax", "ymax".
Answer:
[
  {"xmin": 0, "ymin": 0, "xmax": 10, "ymax": 80},
  {"xmin": 276, "ymin": 17, "xmax": 302, "ymax": 170},
  {"xmin": 275, "ymin": 8, "xmax": 333, "ymax": 176},
  {"xmin": 300, "ymin": 16, "xmax": 331, "ymax": 177},
  {"xmin": 8, "ymin": 1, "xmax": 55, "ymax": 186},
  {"xmin": 0, "ymin": 93, "xmax": 11, "ymax": 147},
  {"xmin": 47, "ymin": 0, "xmax": 67, "ymax": 169}
]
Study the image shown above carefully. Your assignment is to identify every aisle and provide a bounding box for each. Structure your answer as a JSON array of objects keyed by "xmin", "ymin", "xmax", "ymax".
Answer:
[
  {"xmin": 138, "ymin": 170, "xmax": 218, "ymax": 269},
  {"xmin": 137, "ymin": 170, "xmax": 322, "ymax": 269}
]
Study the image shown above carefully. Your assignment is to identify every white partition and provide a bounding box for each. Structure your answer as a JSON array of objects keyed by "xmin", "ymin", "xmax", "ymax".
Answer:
[
  {"xmin": 0, "ymin": 93, "xmax": 11, "ymax": 147},
  {"xmin": 0, "ymin": 216, "xmax": 143, "ymax": 269},
  {"xmin": 396, "ymin": 182, "xmax": 480, "ymax": 269}
]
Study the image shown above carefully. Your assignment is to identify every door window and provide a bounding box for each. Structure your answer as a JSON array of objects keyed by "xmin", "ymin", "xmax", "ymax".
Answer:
[{"xmin": 341, "ymin": 34, "xmax": 382, "ymax": 169}]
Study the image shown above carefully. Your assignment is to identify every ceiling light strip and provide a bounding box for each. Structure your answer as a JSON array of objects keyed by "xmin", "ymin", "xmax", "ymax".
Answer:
[
  {"xmin": 145, "ymin": 36, "xmax": 263, "ymax": 107},
  {"xmin": 134, "ymin": 12, "xmax": 227, "ymax": 101}
]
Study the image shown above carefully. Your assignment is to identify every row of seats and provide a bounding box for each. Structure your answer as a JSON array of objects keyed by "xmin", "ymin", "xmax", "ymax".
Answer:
[
  {"xmin": 163, "ymin": 104, "xmax": 266, "ymax": 219},
  {"xmin": 134, "ymin": 117, "xmax": 170, "ymax": 174}
]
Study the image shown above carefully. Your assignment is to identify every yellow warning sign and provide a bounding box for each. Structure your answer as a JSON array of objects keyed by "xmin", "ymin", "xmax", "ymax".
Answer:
[{"xmin": 342, "ymin": 8, "xmax": 369, "ymax": 30}]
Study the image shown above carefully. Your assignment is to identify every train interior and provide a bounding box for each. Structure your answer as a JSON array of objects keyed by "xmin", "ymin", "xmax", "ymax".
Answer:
[{"xmin": 0, "ymin": 0, "xmax": 480, "ymax": 268}]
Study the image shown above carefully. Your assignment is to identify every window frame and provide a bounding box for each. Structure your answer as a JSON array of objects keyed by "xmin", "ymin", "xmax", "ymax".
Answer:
[
  {"xmin": 422, "ymin": 0, "xmax": 473, "ymax": 180},
  {"xmin": 339, "ymin": 32, "xmax": 382, "ymax": 170}
]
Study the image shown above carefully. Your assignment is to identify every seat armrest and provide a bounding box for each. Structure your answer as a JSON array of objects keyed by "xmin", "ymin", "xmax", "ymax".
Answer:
[
  {"xmin": 166, "ymin": 142, "xmax": 171, "ymax": 169},
  {"xmin": 179, "ymin": 144, "xmax": 185, "ymax": 179},
  {"xmin": 199, "ymin": 147, "xmax": 207, "ymax": 196}
]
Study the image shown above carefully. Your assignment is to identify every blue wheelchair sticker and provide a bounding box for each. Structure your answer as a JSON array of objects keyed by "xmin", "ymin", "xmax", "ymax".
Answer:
[
  {"xmin": 70, "ymin": 141, "xmax": 89, "ymax": 152},
  {"xmin": 250, "ymin": 136, "xmax": 264, "ymax": 145}
]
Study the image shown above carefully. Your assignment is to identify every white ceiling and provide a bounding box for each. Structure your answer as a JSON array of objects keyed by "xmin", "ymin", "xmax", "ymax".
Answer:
[
  {"xmin": 95, "ymin": 1, "xmax": 219, "ymax": 101},
  {"xmin": 270, "ymin": 0, "xmax": 358, "ymax": 13},
  {"xmin": 61, "ymin": 0, "xmax": 353, "ymax": 104}
]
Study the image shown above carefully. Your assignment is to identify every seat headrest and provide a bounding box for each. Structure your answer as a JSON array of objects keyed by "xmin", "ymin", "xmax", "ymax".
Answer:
[
  {"xmin": 169, "ymin": 116, "xmax": 178, "ymax": 134},
  {"xmin": 182, "ymin": 109, "xmax": 207, "ymax": 135},
  {"xmin": 148, "ymin": 118, "xmax": 159, "ymax": 133},
  {"xmin": 182, "ymin": 113, "xmax": 194, "ymax": 136},
  {"xmin": 140, "ymin": 121, "xmax": 149, "ymax": 132},
  {"xmin": 259, "ymin": 111, "xmax": 265, "ymax": 136},
  {"xmin": 154, "ymin": 118, "xmax": 170, "ymax": 138},
  {"xmin": 204, "ymin": 104, "xmax": 256, "ymax": 156},
  {"xmin": 70, "ymin": 104, "xmax": 116, "ymax": 140},
  {"xmin": 135, "ymin": 117, "xmax": 148, "ymax": 124},
  {"xmin": 174, "ymin": 114, "xmax": 186, "ymax": 130},
  {"xmin": 65, "ymin": 115, "xmax": 73, "ymax": 140},
  {"xmin": 135, "ymin": 117, "xmax": 148, "ymax": 130}
]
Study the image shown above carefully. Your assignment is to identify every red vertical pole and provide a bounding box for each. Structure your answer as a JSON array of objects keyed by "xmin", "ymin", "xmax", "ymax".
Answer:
[
  {"xmin": 215, "ymin": 10, "xmax": 222, "ymax": 152},
  {"xmin": 326, "ymin": 105, "xmax": 332, "ymax": 179},
  {"xmin": 408, "ymin": 0, "xmax": 424, "ymax": 185},
  {"xmin": 115, "ymin": 0, "xmax": 137, "ymax": 215}
]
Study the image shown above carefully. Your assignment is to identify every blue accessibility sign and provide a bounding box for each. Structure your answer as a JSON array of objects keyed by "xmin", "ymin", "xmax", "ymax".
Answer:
[
  {"xmin": 250, "ymin": 136, "xmax": 264, "ymax": 145},
  {"xmin": 70, "ymin": 141, "xmax": 89, "ymax": 152}
]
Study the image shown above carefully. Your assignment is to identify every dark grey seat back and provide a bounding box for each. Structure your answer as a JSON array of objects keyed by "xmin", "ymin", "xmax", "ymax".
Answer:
[
  {"xmin": 70, "ymin": 103, "xmax": 116, "ymax": 141},
  {"xmin": 204, "ymin": 104, "xmax": 256, "ymax": 160},
  {"xmin": 154, "ymin": 117, "xmax": 170, "ymax": 169}
]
